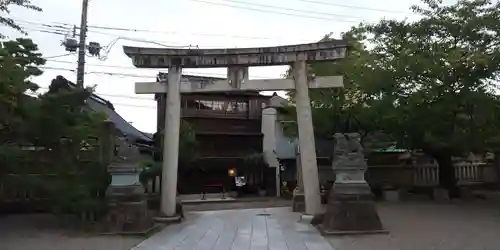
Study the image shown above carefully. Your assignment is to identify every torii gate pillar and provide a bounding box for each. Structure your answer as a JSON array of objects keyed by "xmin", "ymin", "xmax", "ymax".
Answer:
[
  {"xmin": 292, "ymin": 59, "xmax": 321, "ymax": 215},
  {"xmin": 160, "ymin": 66, "xmax": 182, "ymax": 218}
]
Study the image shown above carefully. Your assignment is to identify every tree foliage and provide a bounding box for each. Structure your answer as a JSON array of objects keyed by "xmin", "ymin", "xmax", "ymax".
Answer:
[
  {"xmin": 1, "ymin": 38, "xmax": 109, "ymax": 217},
  {"xmin": 0, "ymin": 0, "xmax": 42, "ymax": 38},
  {"xmin": 154, "ymin": 120, "xmax": 198, "ymax": 167},
  {"xmin": 283, "ymin": 0, "xmax": 500, "ymax": 193},
  {"xmin": 0, "ymin": 38, "xmax": 45, "ymax": 144},
  {"xmin": 281, "ymin": 33, "xmax": 389, "ymax": 148}
]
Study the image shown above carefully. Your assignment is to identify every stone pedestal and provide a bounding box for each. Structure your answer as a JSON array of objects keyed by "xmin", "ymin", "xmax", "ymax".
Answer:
[
  {"xmin": 292, "ymin": 188, "xmax": 306, "ymax": 212},
  {"xmin": 383, "ymin": 189, "xmax": 402, "ymax": 202},
  {"xmin": 320, "ymin": 182, "xmax": 386, "ymax": 235},
  {"xmin": 433, "ymin": 188, "xmax": 450, "ymax": 201}
]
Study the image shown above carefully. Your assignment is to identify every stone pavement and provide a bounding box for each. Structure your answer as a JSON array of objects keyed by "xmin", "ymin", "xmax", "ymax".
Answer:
[
  {"xmin": 131, "ymin": 207, "xmax": 334, "ymax": 250},
  {"xmin": 183, "ymin": 198, "xmax": 291, "ymax": 212}
]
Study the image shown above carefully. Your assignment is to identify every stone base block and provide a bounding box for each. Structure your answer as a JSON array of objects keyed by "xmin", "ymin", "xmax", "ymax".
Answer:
[
  {"xmin": 310, "ymin": 213, "xmax": 324, "ymax": 226},
  {"xmin": 321, "ymin": 192, "xmax": 385, "ymax": 234},
  {"xmin": 299, "ymin": 214, "xmax": 314, "ymax": 224},
  {"xmin": 292, "ymin": 192, "xmax": 305, "ymax": 213},
  {"xmin": 383, "ymin": 189, "xmax": 401, "ymax": 202},
  {"xmin": 458, "ymin": 187, "xmax": 475, "ymax": 200},
  {"xmin": 319, "ymin": 227, "xmax": 389, "ymax": 236},
  {"xmin": 433, "ymin": 188, "xmax": 450, "ymax": 201},
  {"xmin": 153, "ymin": 215, "xmax": 182, "ymax": 224},
  {"xmin": 105, "ymin": 199, "xmax": 155, "ymax": 233},
  {"xmin": 154, "ymin": 200, "xmax": 184, "ymax": 223},
  {"xmin": 100, "ymin": 224, "xmax": 161, "ymax": 236}
]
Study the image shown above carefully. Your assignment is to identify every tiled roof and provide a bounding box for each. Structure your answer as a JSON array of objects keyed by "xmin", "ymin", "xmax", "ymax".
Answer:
[
  {"xmin": 85, "ymin": 97, "xmax": 152, "ymax": 142},
  {"xmin": 55, "ymin": 76, "xmax": 153, "ymax": 143}
]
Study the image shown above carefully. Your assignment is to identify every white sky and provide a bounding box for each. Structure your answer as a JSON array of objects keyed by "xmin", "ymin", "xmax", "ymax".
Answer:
[{"xmin": 2, "ymin": 0, "xmax": 435, "ymax": 133}]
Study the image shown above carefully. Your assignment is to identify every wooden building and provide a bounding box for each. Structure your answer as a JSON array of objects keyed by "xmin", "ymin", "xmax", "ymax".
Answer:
[{"xmin": 155, "ymin": 74, "xmax": 274, "ymax": 195}]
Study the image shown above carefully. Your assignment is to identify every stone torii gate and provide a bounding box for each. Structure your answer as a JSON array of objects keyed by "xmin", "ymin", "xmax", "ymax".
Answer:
[{"xmin": 123, "ymin": 41, "xmax": 348, "ymax": 218}]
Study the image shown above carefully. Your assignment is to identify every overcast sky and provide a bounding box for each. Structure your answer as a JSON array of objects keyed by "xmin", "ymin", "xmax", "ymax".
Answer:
[{"xmin": 3, "ymin": 0, "xmax": 432, "ymax": 133}]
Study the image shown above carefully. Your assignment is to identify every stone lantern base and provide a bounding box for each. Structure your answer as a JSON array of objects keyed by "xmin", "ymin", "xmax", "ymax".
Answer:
[
  {"xmin": 319, "ymin": 182, "xmax": 387, "ymax": 235},
  {"xmin": 104, "ymin": 185, "xmax": 157, "ymax": 234}
]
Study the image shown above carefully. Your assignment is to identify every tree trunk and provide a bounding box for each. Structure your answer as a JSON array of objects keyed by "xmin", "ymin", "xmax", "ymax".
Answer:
[{"xmin": 433, "ymin": 152, "xmax": 459, "ymax": 198}]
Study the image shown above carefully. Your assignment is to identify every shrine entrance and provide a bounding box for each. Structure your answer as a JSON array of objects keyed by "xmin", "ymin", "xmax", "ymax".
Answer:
[{"xmin": 123, "ymin": 40, "xmax": 348, "ymax": 218}]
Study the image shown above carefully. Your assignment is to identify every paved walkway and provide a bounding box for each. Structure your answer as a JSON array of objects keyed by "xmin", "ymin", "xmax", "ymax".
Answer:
[{"xmin": 131, "ymin": 207, "xmax": 334, "ymax": 250}]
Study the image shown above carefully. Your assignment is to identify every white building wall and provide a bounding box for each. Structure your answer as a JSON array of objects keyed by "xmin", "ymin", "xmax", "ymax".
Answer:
[{"xmin": 261, "ymin": 107, "xmax": 279, "ymax": 167}]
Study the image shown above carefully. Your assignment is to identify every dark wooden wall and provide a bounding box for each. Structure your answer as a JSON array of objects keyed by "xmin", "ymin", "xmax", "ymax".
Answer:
[
  {"xmin": 155, "ymin": 91, "xmax": 272, "ymax": 195},
  {"xmin": 155, "ymin": 92, "xmax": 270, "ymax": 132}
]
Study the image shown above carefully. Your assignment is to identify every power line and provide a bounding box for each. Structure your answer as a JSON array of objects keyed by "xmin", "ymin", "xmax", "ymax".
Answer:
[
  {"xmin": 294, "ymin": 0, "xmax": 417, "ymax": 15},
  {"xmin": 15, "ymin": 19, "xmax": 73, "ymax": 36},
  {"xmin": 41, "ymin": 64, "xmax": 279, "ymax": 81},
  {"xmin": 106, "ymin": 103, "xmax": 156, "ymax": 109},
  {"xmin": 22, "ymin": 26, "xmax": 69, "ymax": 36},
  {"xmin": 14, "ymin": 19, "xmax": 195, "ymax": 46},
  {"xmin": 29, "ymin": 91, "xmax": 156, "ymax": 109},
  {"xmin": 188, "ymin": 0, "xmax": 365, "ymax": 23},
  {"xmin": 22, "ymin": 23, "xmax": 194, "ymax": 48},
  {"xmin": 211, "ymin": 0, "xmax": 366, "ymax": 20},
  {"xmin": 86, "ymin": 25, "xmax": 278, "ymax": 41},
  {"xmin": 45, "ymin": 59, "xmax": 277, "ymax": 79},
  {"xmin": 15, "ymin": 19, "xmax": 72, "ymax": 31},
  {"xmin": 39, "ymin": 66, "xmax": 156, "ymax": 78},
  {"xmin": 12, "ymin": 17, "xmax": 307, "ymax": 42},
  {"xmin": 35, "ymin": 86, "xmax": 153, "ymax": 101},
  {"xmin": 43, "ymin": 53, "xmax": 74, "ymax": 59},
  {"xmin": 31, "ymin": 89, "xmax": 157, "ymax": 109}
]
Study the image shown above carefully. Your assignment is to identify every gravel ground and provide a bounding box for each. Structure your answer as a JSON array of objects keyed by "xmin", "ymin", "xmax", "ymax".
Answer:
[
  {"xmin": 0, "ymin": 214, "xmax": 144, "ymax": 250},
  {"xmin": 327, "ymin": 200, "xmax": 500, "ymax": 250}
]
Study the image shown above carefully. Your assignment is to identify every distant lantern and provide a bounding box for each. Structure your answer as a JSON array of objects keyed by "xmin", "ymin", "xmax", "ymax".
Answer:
[{"xmin": 228, "ymin": 168, "xmax": 237, "ymax": 177}]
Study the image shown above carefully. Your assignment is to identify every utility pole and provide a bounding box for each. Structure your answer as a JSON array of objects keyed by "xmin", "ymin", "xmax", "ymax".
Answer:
[{"xmin": 76, "ymin": 0, "xmax": 89, "ymax": 88}]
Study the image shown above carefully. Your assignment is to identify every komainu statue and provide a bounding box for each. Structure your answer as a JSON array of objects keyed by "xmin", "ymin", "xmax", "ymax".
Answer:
[{"xmin": 320, "ymin": 133, "xmax": 386, "ymax": 235}]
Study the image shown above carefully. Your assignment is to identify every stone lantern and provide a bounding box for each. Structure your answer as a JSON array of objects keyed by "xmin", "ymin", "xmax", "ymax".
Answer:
[{"xmin": 105, "ymin": 137, "xmax": 155, "ymax": 233}]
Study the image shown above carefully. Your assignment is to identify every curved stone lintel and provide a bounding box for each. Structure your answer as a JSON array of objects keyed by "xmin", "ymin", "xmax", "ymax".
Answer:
[{"xmin": 123, "ymin": 41, "xmax": 348, "ymax": 68}]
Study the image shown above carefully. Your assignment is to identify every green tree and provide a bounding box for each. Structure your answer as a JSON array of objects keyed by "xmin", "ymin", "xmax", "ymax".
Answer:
[
  {"xmin": 281, "ymin": 33, "xmax": 388, "ymax": 148},
  {"xmin": 154, "ymin": 120, "xmax": 198, "ymax": 167},
  {"xmin": 291, "ymin": 0, "xmax": 500, "ymax": 195},
  {"xmin": 0, "ymin": 0, "xmax": 42, "ymax": 38},
  {"xmin": 143, "ymin": 121, "xmax": 198, "ymax": 190},
  {"xmin": 362, "ymin": 0, "xmax": 500, "ymax": 195},
  {"xmin": 0, "ymin": 38, "xmax": 45, "ymax": 145},
  {"xmin": 33, "ymin": 76, "xmax": 104, "ymax": 151},
  {"xmin": 30, "ymin": 76, "xmax": 108, "ymax": 216}
]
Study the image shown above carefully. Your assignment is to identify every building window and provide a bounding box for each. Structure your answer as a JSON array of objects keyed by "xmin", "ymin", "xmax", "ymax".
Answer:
[
  {"xmin": 228, "ymin": 101, "xmax": 248, "ymax": 112},
  {"xmin": 184, "ymin": 99, "xmax": 248, "ymax": 112}
]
